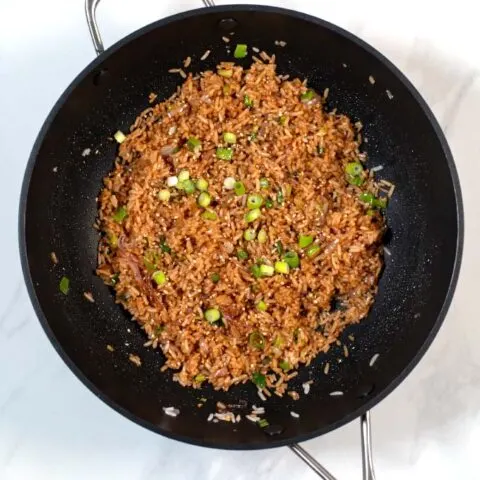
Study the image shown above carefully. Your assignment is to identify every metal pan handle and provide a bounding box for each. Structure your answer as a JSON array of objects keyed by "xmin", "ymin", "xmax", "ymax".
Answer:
[
  {"xmin": 83, "ymin": 1, "xmax": 376, "ymax": 478},
  {"xmin": 84, "ymin": 0, "xmax": 216, "ymax": 55}
]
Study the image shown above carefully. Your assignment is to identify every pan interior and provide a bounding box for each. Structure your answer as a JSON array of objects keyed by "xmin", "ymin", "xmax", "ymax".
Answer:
[{"xmin": 21, "ymin": 6, "xmax": 461, "ymax": 448}]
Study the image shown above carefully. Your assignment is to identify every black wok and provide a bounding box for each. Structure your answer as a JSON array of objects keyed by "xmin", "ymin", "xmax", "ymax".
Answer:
[{"xmin": 18, "ymin": 1, "xmax": 463, "ymax": 477}]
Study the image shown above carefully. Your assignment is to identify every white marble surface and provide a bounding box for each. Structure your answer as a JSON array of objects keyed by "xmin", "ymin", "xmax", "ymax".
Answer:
[{"xmin": 1, "ymin": 0, "xmax": 479, "ymax": 478}]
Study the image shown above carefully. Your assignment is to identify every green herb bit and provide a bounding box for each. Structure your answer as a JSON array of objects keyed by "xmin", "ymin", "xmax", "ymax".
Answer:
[
  {"xmin": 234, "ymin": 43, "xmax": 248, "ymax": 58},
  {"xmin": 237, "ymin": 249, "xmax": 249, "ymax": 260},
  {"xmin": 187, "ymin": 137, "xmax": 201, "ymax": 152},
  {"xmin": 204, "ymin": 308, "xmax": 221, "ymax": 324},
  {"xmin": 247, "ymin": 193, "xmax": 263, "ymax": 210},
  {"xmin": 152, "ymin": 270, "xmax": 167, "ymax": 285},
  {"xmin": 158, "ymin": 189, "xmax": 171, "ymax": 202},
  {"xmin": 249, "ymin": 330, "xmax": 265, "ymax": 349},
  {"xmin": 218, "ymin": 69, "xmax": 233, "ymax": 78},
  {"xmin": 211, "ymin": 272, "xmax": 220, "ymax": 284},
  {"xmin": 300, "ymin": 89, "xmax": 315, "ymax": 102},
  {"xmin": 279, "ymin": 360, "xmax": 291, "ymax": 371},
  {"xmin": 259, "ymin": 264, "xmax": 274, "ymax": 277},
  {"xmin": 110, "ymin": 273, "xmax": 119, "ymax": 285},
  {"xmin": 347, "ymin": 175, "xmax": 364, "ymax": 186},
  {"xmin": 265, "ymin": 198, "xmax": 274, "ymax": 209},
  {"xmin": 201, "ymin": 209, "xmax": 218, "ymax": 221},
  {"xmin": 244, "ymin": 228, "xmax": 257, "ymax": 241},
  {"xmin": 223, "ymin": 132, "xmax": 237, "ymax": 144},
  {"xmin": 259, "ymin": 177, "xmax": 269, "ymax": 189},
  {"xmin": 279, "ymin": 115, "xmax": 287, "ymax": 126},
  {"xmin": 194, "ymin": 373, "xmax": 206, "ymax": 383},
  {"xmin": 283, "ymin": 251, "xmax": 300, "ymax": 269},
  {"xmin": 196, "ymin": 178, "xmax": 209, "ymax": 191},
  {"xmin": 273, "ymin": 335, "xmax": 284, "ymax": 348},
  {"xmin": 216, "ymin": 147, "xmax": 233, "ymax": 161},
  {"xmin": 178, "ymin": 169, "xmax": 190, "ymax": 182},
  {"xmin": 345, "ymin": 162, "xmax": 364, "ymax": 176},
  {"xmin": 245, "ymin": 208, "xmax": 261, "ymax": 223},
  {"xmin": 359, "ymin": 192, "xmax": 375, "ymax": 205},
  {"xmin": 159, "ymin": 237, "xmax": 171, "ymax": 254},
  {"xmin": 276, "ymin": 189, "xmax": 284, "ymax": 205},
  {"xmin": 197, "ymin": 191, "xmax": 212, "ymax": 208},
  {"xmin": 180, "ymin": 179, "xmax": 196, "ymax": 195},
  {"xmin": 244, "ymin": 94, "xmax": 254, "ymax": 108},
  {"xmin": 256, "ymin": 300, "xmax": 268, "ymax": 312},
  {"xmin": 306, "ymin": 244, "xmax": 321, "ymax": 258},
  {"xmin": 298, "ymin": 234, "xmax": 314, "ymax": 249},
  {"xmin": 112, "ymin": 206, "xmax": 127, "ymax": 223},
  {"xmin": 274, "ymin": 261, "xmax": 290, "ymax": 274},
  {"xmin": 258, "ymin": 418, "xmax": 269, "ymax": 428},
  {"xmin": 251, "ymin": 372, "xmax": 266, "ymax": 388},
  {"xmin": 275, "ymin": 240, "xmax": 284, "ymax": 255},
  {"xmin": 59, "ymin": 276, "xmax": 70, "ymax": 295},
  {"xmin": 257, "ymin": 229, "xmax": 267, "ymax": 244},
  {"xmin": 234, "ymin": 181, "xmax": 246, "ymax": 196},
  {"xmin": 251, "ymin": 264, "xmax": 262, "ymax": 278}
]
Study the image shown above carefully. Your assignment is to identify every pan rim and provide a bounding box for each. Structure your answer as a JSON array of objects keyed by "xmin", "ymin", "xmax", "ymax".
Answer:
[{"xmin": 18, "ymin": 4, "xmax": 464, "ymax": 450}]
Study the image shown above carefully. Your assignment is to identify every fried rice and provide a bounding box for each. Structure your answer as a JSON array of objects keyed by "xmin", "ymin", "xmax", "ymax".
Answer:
[{"xmin": 96, "ymin": 58, "xmax": 385, "ymax": 396}]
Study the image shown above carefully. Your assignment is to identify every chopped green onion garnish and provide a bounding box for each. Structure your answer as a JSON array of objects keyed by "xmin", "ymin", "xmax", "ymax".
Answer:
[
  {"xmin": 374, "ymin": 197, "xmax": 388, "ymax": 209},
  {"xmin": 201, "ymin": 209, "xmax": 218, "ymax": 221},
  {"xmin": 283, "ymin": 251, "xmax": 300, "ymax": 269},
  {"xmin": 204, "ymin": 308, "xmax": 221, "ymax": 324},
  {"xmin": 256, "ymin": 300, "xmax": 268, "ymax": 312},
  {"xmin": 259, "ymin": 264, "xmax": 274, "ymax": 277},
  {"xmin": 244, "ymin": 95, "xmax": 254, "ymax": 108},
  {"xmin": 112, "ymin": 206, "xmax": 127, "ymax": 223},
  {"xmin": 298, "ymin": 234, "xmax": 314, "ymax": 249},
  {"xmin": 194, "ymin": 373, "xmax": 206, "ymax": 383},
  {"xmin": 257, "ymin": 229, "xmax": 267, "ymax": 244},
  {"xmin": 211, "ymin": 272, "xmax": 220, "ymax": 284},
  {"xmin": 244, "ymin": 228, "xmax": 257, "ymax": 241},
  {"xmin": 259, "ymin": 177, "xmax": 269, "ymax": 189},
  {"xmin": 247, "ymin": 194, "xmax": 263, "ymax": 210},
  {"xmin": 276, "ymin": 189, "xmax": 284, "ymax": 205},
  {"xmin": 258, "ymin": 418, "xmax": 269, "ymax": 428},
  {"xmin": 223, "ymin": 132, "xmax": 237, "ymax": 144},
  {"xmin": 234, "ymin": 43, "xmax": 248, "ymax": 58},
  {"xmin": 249, "ymin": 330, "xmax": 265, "ymax": 349},
  {"xmin": 178, "ymin": 169, "xmax": 190, "ymax": 182},
  {"xmin": 251, "ymin": 372, "xmax": 266, "ymax": 388},
  {"xmin": 275, "ymin": 240, "xmax": 284, "ymax": 255},
  {"xmin": 180, "ymin": 179, "xmax": 196, "ymax": 195},
  {"xmin": 347, "ymin": 175, "xmax": 364, "ymax": 186},
  {"xmin": 218, "ymin": 69, "xmax": 233, "ymax": 78},
  {"xmin": 251, "ymin": 264, "xmax": 261, "ymax": 278},
  {"xmin": 158, "ymin": 189, "xmax": 171, "ymax": 202},
  {"xmin": 245, "ymin": 208, "xmax": 261, "ymax": 223},
  {"xmin": 216, "ymin": 147, "xmax": 233, "ymax": 161},
  {"xmin": 279, "ymin": 360, "xmax": 291, "ymax": 371},
  {"xmin": 159, "ymin": 237, "xmax": 171, "ymax": 254},
  {"xmin": 234, "ymin": 181, "xmax": 246, "ymax": 196},
  {"xmin": 111, "ymin": 273, "xmax": 119, "ymax": 285},
  {"xmin": 197, "ymin": 191, "xmax": 211, "ymax": 208},
  {"xmin": 265, "ymin": 198, "xmax": 274, "ymax": 209},
  {"xmin": 248, "ymin": 130, "xmax": 258, "ymax": 142},
  {"xmin": 237, "ymin": 249, "xmax": 249, "ymax": 260},
  {"xmin": 196, "ymin": 178, "xmax": 209, "ymax": 191},
  {"xmin": 359, "ymin": 192, "xmax": 375, "ymax": 205},
  {"xmin": 345, "ymin": 162, "xmax": 364, "ymax": 176},
  {"xmin": 108, "ymin": 232, "xmax": 118, "ymax": 248},
  {"xmin": 306, "ymin": 244, "xmax": 321, "ymax": 258},
  {"xmin": 187, "ymin": 137, "xmax": 201, "ymax": 152},
  {"xmin": 152, "ymin": 270, "xmax": 167, "ymax": 285},
  {"xmin": 274, "ymin": 261, "xmax": 290, "ymax": 274},
  {"xmin": 279, "ymin": 115, "xmax": 287, "ymax": 126},
  {"xmin": 113, "ymin": 130, "xmax": 126, "ymax": 143},
  {"xmin": 273, "ymin": 335, "xmax": 284, "ymax": 348},
  {"xmin": 300, "ymin": 89, "xmax": 315, "ymax": 102},
  {"xmin": 367, "ymin": 209, "xmax": 376, "ymax": 216},
  {"xmin": 59, "ymin": 276, "xmax": 69, "ymax": 295}
]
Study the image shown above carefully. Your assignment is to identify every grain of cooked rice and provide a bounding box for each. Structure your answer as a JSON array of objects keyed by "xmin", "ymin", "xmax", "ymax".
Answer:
[
  {"xmin": 128, "ymin": 353, "xmax": 142, "ymax": 367},
  {"xmin": 168, "ymin": 68, "xmax": 180, "ymax": 73},
  {"xmin": 329, "ymin": 391, "xmax": 344, "ymax": 397},
  {"xmin": 302, "ymin": 382, "xmax": 311, "ymax": 395},
  {"xmin": 259, "ymin": 51, "xmax": 270, "ymax": 62},
  {"xmin": 50, "ymin": 251, "xmax": 58, "ymax": 265},
  {"xmin": 83, "ymin": 291, "xmax": 95, "ymax": 303},
  {"xmin": 324, "ymin": 362, "xmax": 330, "ymax": 375},
  {"xmin": 236, "ymin": 414, "xmax": 241, "ymax": 422},
  {"xmin": 371, "ymin": 165, "xmax": 384, "ymax": 172},
  {"xmin": 179, "ymin": 69, "xmax": 187, "ymax": 79},
  {"xmin": 252, "ymin": 406, "xmax": 265, "ymax": 415},
  {"xmin": 163, "ymin": 406, "xmax": 180, "ymax": 417},
  {"xmin": 222, "ymin": 36, "xmax": 230, "ymax": 43},
  {"xmin": 386, "ymin": 89, "xmax": 394, "ymax": 100},
  {"xmin": 216, "ymin": 401, "xmax": 227, "ymax": 411},
  {"xmin": 96, "ymin": 60, "xmax": 385, "ymax": 397},
  {"xmin": 106, "ymin": 344, "xmax": 114, "ymax": 352},
  {"xmin": 200, "ymin": 50, "xmax": 211, "ymax": 61},
  {"xmin": 183, "ymin": 56, "xmax": 192, "ymax": 68},
  {"xmin": 288, "ymin": 391, "xmax": 300, "ymax": 400},
  {"xmin": 343, "ymin": 345, "xmax": 349, "ymax": 357},
  {"xmin": 383, "ymin": 247, "xmax": 391, "ymax": 256},
  {"xmin": 207, "ymin": 413, "xmax": 214, "ymax": 422},
  {"xmin": 82, "ymin": 148, "xmax": 91, "ymax": 157},
  {"xmin": 369, "ymin": 75, "xmax": 376, "ymax": 85},
  {"xmin": 252, "ymin": 46, "xmax": 260, "ymax": 53},
  {"xmin": 148, "ymin": 92, "xmax": 158, "ymax": 104},
  {"xmin": 290, "ymin": 411, "xmax": 300, "ymax": 418},
  {"xmin": 369, "ymin": 353, "xmax": 380, "ymax": 367}
]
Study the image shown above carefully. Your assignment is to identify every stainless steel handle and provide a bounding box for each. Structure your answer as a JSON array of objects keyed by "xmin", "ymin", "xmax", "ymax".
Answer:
[
  {"xmin": 289, "ymin": 413, "xmax": 376, "ymax": 479},
  {"xmin": 84, "ymin": 0, "xmax": 216, "ymax": 56}
]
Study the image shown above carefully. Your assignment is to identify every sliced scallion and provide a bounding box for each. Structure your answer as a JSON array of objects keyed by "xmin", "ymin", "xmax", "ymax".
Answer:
[
  {"xmin": 178, "ymin": 169, "xmax": 190, "ymax": 182},
  {"xmin": 59, "ymin": 276, "xmax": 70, "ymax": 295},
  {"xmin": 247, "ymin": 194, "xmax": 263, "ymax": 210},
  {"xmin": 298, "ymin": 234, "xmax": 314, "ymax": 249},
  {"xmin": 196, "ymin": 178, "xmax": 209, "ymax": 191},
  {"xmin": 276, "ymin": 189, "xmax": 284, "ymax": 205},
  {"xmin": 197, "ymin": 191, "xmax": 211, "ymax": 208},
  {"xmin": 258, "ymin": 418, "xmax": 269, "ymax": 428},
  {"xmin": 234, "ymin": 181, "xmax": 246, "ymax": 196},
  {"xmin": 244, "ymin": 94, "xmax": 254, "ymax": 108},
  {"xmin": 201, "ymin": 209, "xmax": 218, "ymax": 221},
  {"xmin": 194, "ymin": 373, "xmax": 206, "ymax": 383},
  {"xmin": 180, "ymin": 179, "xmax": 196, "ymax": 195},
  {"xmin": 249, "ymin": 331, "xmax": 265, "ymax": 349},
  {"xmin": 306, "ymin": 244, "xmax": 321, "ymax": 258},
  {"xmin": 211, "ymin": 272, "xmax": 220, "ymax": 284},
  {"xmin": 275, "ymin": 240, "xmax": 284, "ymax": 255},
  {"xmin": 223, "ymin": 132, "xmax": 237, "ymax": 144},
  {"xmin": 256, "ymin": 300, "xmax": 268, "ymax": 312},
  {"xmin": 237, "ymin": 249, "xmax": 249, "ymax": 260},
  {"xmin": 113, "ymin": 130, "xmax": 126, "ymax": 143},
  {"xmin": 218, "ymin": 69, "xmax": 233, "ymax": 78},
  {"xmin": 259, "ymin": 177, "xmax": 269, "ymax": 189},
  {"xmin": 300, "ymin": 89, "xmax": 315, "ymax": 102},
  {"xmin": 265, "ymin": 198, "xmax": 274, "ymax": 209},
  {"xmin": 279, "ymin": 360, "xmax": 291, "ymax": 371},
  {"xmin": 158, "ymin": 189, "xmax": 171, "ymax": 202},
  {"xmin": 216, "ymin": 147, "xmax": 233, "ymax": 161},
  {"xmin": 152, "ymin": 270, "xmax": 167, "ymax": 285},
  {"xmin": 259, "ymin": 264, "xmax": 274, "ymax": 277},
  {"xmin": 257, "ymin": 229, "xmax": 267, "ymax": 244},
  {"xmin": 244, "ymin": 228, "xmax": 257, "ymax": 241},
  {"xmin": 204, "ymin": 308, "xmax": 221, "ymax": 324},
  {"xmin": 251, "ymin": 264, "xmax": 261, "ymax": 278},
  {"xmin": 274, "ymin": 261, "xmax": 290, "ymax": 274},
  {"xmin": 251, "ymin": 372, "xmax": 266, "ymax": 388},
  {"xmin": 345, "ymin": 162, "xmax": 364, "ymax": 176},
  {"xmin": 245, "ymin": 208, "xmax": 261, "ymax": 223},
  {"xmin": 283, "ymin": 251, "xmax": 300, "ymax": 269},
  {"xmin": 234, "ymin": 44, "xmax": 248, "ymax": 58},
  {"xmin": 112, "ymin": 206, "xmax": 127, "ymax": 223},
  {"xmin": 186, "ymin": 137, "xmax": 201, "ymax": 152}
]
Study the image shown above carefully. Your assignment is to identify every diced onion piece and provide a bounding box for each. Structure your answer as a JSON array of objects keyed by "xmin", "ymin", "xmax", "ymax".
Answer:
[{"xmin": 114, "ymin": 130, "xmax": 126, "ymax": 143}]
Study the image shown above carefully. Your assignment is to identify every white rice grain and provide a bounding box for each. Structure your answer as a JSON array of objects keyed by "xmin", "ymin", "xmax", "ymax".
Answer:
[
  {"xmin": 386, "ymin": 89, "xmax": 394, "ymax": 100},
  {"xmin": 290, "ymin": 411, "xmax": 300, "ymax": 418},
  {"xmin": 371, "ymin": 165, "xmax": 384, "ymax": 172},
  {"xmin": 329, "ymin": 391, "xmax": 344, "ymax": 397},
  {"xmin": 163, "ymin": 406, "xmax": 180, "ymax": 417},
  {"xmin": 207, "ymin": 413, "xmax": 214, "ymax": 422},
  {"xmin": 369, "ymin": 353, "xmax": 380, "ymax": 367},
  {"xmin": 369, "ymin": 75, "xmax": 376, "ymax": 85},
  {"xmin": 246, "ymin": 414, "xmax": 260, "ymax": 422},
  {"xmin": 383, "ymin": 247, "xmax": 391, "ymax": 256},
  {"xmin": 82, "ymin": 148, "xmax": 91, "ymax": 157},
  {"xmin": 257, "ymin": 389, "xmax": 267, "ymax": 401},
  {"xmin": 302, "ymin": 382, "xmax": 311, "ymax": 395}
]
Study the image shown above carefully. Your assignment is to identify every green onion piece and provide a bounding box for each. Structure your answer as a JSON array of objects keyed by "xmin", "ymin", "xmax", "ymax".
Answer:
[
  {"xmin": 223, "ymin": 132, "xmax": 237, "ymax": 144},
  {"xmin": 373, "ymin": 197, "xmax": 388, "ymax": 209},
  {"xmin": 180, "ymin": 179, "xmax": 196, "ymax": 195},
  {"xmin": 256, "ymin": 300, "xmax": 268, "ymax": 312},
  {"xmin": 216, "ymin": 147, "xmax": 233, "ymax": 161},
  {"xmin": 211, "ymin": 272, "xmax": 220, "ymax": 284},
  {"xmin": 178, "ymin": 169, "xmax": 190, "ymax": 182},
  {"xmin": 197, "ymin": 191, "xmax": 212, "ymax": 208},
  {"xmin": 258, "ymin": 418, "xmax": 269, "ymax": 428},
  {"xmin": 108, "ymin": 232, "xmax": 118, "ymax": 248},
  {"xmin": 247, "ymin": 193, "xmax": 263, "ymax": 210},
  {"xmin": 201, "ymin": 209, "xmax": 218, "ymax": 221},
  {"xmin": 259, "ymin": 177, "xmax": 269, "ymax": 189},
  {"xmin": 274, "ymin": 261, "xmax": 290, "ymax": 274},
  {"xmin": 244, "ymin": 228, "xmax": 257, "ymax": 241},
  {"xmin": 194, "ymin": 373, "xmax": 206, "ymax": 383},
  {"xmin": 187, "ymin": 137, "xmax": 201, "ymax": 152},
  {"xmin": 245, "ymin": 208, "xmax": 261, "ymax": 223},
  {"xmin": 159, "ymin": 237, "xmax": 171, "ymax": 254},
  {"xmin": 279, "ymin": 115, "xmax": 287, "ymax": 126},
  {"xmin": 112, "ymin": 206, "xmax": 127, "ymax": 223},
  {"xmin": 234, "ymin": 43, "xmax": 248, "ymax": 58},
  {"xmin": 259, "ymin": 264, "xmax": 274, "ymax": 277},
  {"xmin": 276, "ymin": 189, "xmax": 284, "ymax": 205},
  {"xmin": 345, "ymin": 162, "xmax": 364, "ymax": 176},
  {"xmin": 285, "ymin": 184, "xmax": 292, "ymax": 198},
  {"xmin": 152, "ymin": 270, "xmax": 167, "ymax": 285},
  {"xmin": 366, "ymin": 209, "xmax": 376, "ymax": 216},
  {"xmin": 251, "ymin": 264, "xmax": 261, "ymax": 278},
  {"xmin": 273, "ymin": 335, "xmax": 284, "ymax": 348},
  {"xmin": 257, "ymin": 229, "xmax": 267, "ymax": 244},
  {"xmin": 300, "ymin": 89, "xmax": 315, "ymax": 102},
  {"xmin": 275, "ymin": 240, "xmax": 284, "ymax": 255},
  {"xmin": 283, "ymin": 251, "xmax": 300, "ymax": 269},
  {"xmin": 110, "ymin": 273, "xmax": 119, "ymax": 285},
  {"xmin": 249, "ymin": 330, "xmax": 265, "ymax": 349},
  {"xmin": 237, "ymin": 249, "xmax": 249, "ymax": 260},
  {"xmin": 298, "ymin": 234, "xmax": 314, "ymax": 249},
  {"xmin": 204, "ymin": 308, "xmax": 221, "ymax": 324},
  {"xmin": 218, "ymin": 69, "xmax": 233, "ymax": 78},
  {"xmin": 251, "ymin": 372, "xmax": 266, "ymax": 388},
  {"xmin": 196, "ymin": 178, "xmax": 209, "ymax": 191},
  {"xmin": 59, "ymin": 276, "xmax": 70, "ymax": 295},
  {"xmin": 234, "ymin": 181, "xmax": 246, "ymax": 196},
  {"xmin": 306, "ymin": 244, "xmax": 321, "ymax": 258},
  {"xmin": 158, "ymin": 189, "xmax": 171, "ymax": 202},
  {"xmin": 359, "ymin": 192, "xmax": 375, "ymax": 205},
  {"xmin": 248, "ymin": 130, "xmax": 257, "ymax": 142},
  {"xmin": 265, "ymin": 198, "xmax": 274, "ymax": 209},
  {"xmin": 279, "ymin": 360, "xmax": 291, "ymax": 371},
  {"xmin": 347, "ymin": 175, "xmax": 364, "ymax": 186},
  {"xmin": 244, "ymin": 94, "xmax": 254, "ymax": 108},
  {"xmin": 113, "ymin": 130, "xmax": 126, "ymax": 143}
]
